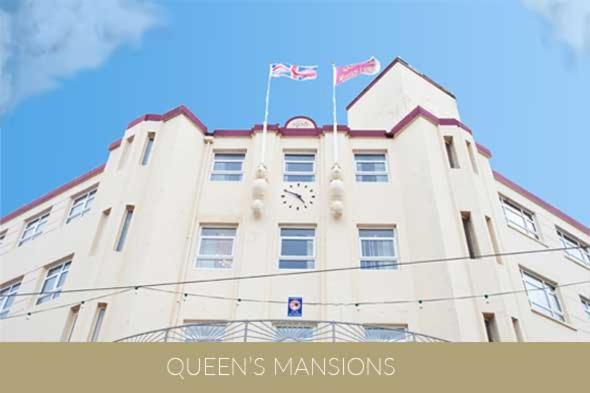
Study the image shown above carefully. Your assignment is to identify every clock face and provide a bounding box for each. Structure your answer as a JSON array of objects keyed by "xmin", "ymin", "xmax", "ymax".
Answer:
[{"xmin": 280, "ymin": 183, "xmax": 316, "ymax": 211}]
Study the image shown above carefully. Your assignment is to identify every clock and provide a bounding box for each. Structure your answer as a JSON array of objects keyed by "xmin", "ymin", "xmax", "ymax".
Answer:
[{"xmin": 280, "ymin": 183, "xmax": 316, "ymax": 211}]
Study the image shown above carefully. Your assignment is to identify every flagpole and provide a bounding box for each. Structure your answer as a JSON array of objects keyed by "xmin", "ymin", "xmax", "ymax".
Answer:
[
  {"xmin": 332, "ymin": 64, "xmax": 338, "ymax": 164},
  {"xmin": 261, "ymin": 64, "xmax": 273, "ymax": 166}
]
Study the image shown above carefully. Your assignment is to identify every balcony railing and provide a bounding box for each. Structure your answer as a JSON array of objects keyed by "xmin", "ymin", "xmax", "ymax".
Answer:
[{"xmin": 115, "ymin": 320, "xmax": 448, "ymax": 342}]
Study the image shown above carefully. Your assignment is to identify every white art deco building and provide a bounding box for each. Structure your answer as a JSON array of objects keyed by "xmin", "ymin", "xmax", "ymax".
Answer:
[{"xmin": 1, "ymin": 58, "xmax": 589, "ymax": 342}]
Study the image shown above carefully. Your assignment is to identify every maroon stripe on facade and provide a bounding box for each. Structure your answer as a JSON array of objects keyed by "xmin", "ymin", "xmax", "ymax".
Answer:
[
  {"xmin": 389, "ymin": 106, "xmax": 474, "ymax": 137},
  {"xmin": 347, "ymin": 130, "xmax": 389, "ymax": 138},
  {"xmin": 493, "ymin": 171, "xmax": 589, "ymax": 235},
  {"xmin": 0, "ymin": 164, "xmax": 106, "ymax": 224},
  {"xmin": 127, "ymin": 105, "xmax": 208, "ymax": 133},
  {"xmin": 284, "ymin": 115, "xmax": 318, "ymax": 128},
  {"xmin": 476, "ymin": 143, "xmax": 492, "ymax": 158},
  {"xmin": 108, "ymin": 138, "xmax": 122, "ymax": 151},
  {"xmin": 213, "ymin": 130, "xmax": 253, "ymax": 137},
  {"xmin": 346, "ymin": 57, "xmax": 456, "ymax": 111},
  {"xmin": 280, "ymin": 128, "xmax": 323, "ymax": 137}
]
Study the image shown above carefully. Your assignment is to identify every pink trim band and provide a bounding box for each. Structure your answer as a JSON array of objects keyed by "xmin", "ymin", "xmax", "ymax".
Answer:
[{"xmin": 126, "ymin": 105, "xmax": 208, "ymax": 133}]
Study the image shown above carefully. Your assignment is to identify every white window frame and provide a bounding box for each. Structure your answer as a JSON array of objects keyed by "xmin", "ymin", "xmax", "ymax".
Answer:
[
  {"xmin": 581, "ymin": 297, "xmax": 590, "ymax": 319},
  {"xmin": 354, "ymin": 153, "xmax": 389, "ymax": 182},
  {"xmin": 278, "ymin": 227, "xmax": 316, "ymax": 270},
  {"xmin": 557, "ymin": 228, "xmax": 590, "ymax": 267},
  {"xmin": 37, "ymin": 261, "xmax": 71, "ymax": 305},
  {"xmin": 521, "ymin": 270, "xmax": 565, "ymax": 322},
  {"xmin": 0, "ymin": 281, "xmax": 21, "ymax": 319},
  {"xmin": 195, "ymin": 227, "xmax": 237, "ymax": 269},
  {"xmin": 183, "ymin": 322, "xmax": 227, "ymax": 342},
  {"xmin": 66, "ymin": 189, "xmax": 97, "ymax": 223},
  {"xmin": 283, "ymin": 153, "xmax": 316, "ymax": 182},
  {"xmin": 18, "ymin": 212, "xmax": 50, "ymax": 246},
  {"xmin": 364, "ymin": 325, "xmax": 408, "ymax": 342},
  {"xmin": 499, "ymin": 197, "xmax": 539, "ymax": 239},
  {"xmin": 358, "ymin": 228, "xmax": 398, "ymax": 270},
  {"xmin": 140, "ymin": 133, "xmax": 155, "ymax": 166},
  {"xmin": 210, "ymin": 152, "xmax": 245, "ymax": 181}
]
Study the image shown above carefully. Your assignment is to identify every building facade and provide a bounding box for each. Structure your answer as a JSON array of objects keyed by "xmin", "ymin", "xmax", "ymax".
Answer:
[{"xmin": 1, "ymin": 58, "xmax": 589, "ymax": 342}]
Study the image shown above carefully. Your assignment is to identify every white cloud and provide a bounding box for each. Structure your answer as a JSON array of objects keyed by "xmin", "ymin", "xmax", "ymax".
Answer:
[
  {"xmin": 0, "ymin": 0, "xmax": 160, "ymax": 115},
  {"xmin": 523, "ymin": 0, "xmax": 590, "ymax": 55}
]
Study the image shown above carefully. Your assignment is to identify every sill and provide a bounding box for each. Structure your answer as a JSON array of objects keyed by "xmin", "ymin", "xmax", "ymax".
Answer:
[
  {"xmin": 563, "ymin": 254, "xmax": 590, "ymax": 271},
  {"xmin": 506, "ymin": 225, "xmax": 548, "ymax": 248},
  {"xmin": 530, "ymin": 309, "xmax": 577, "ymax": 331}
]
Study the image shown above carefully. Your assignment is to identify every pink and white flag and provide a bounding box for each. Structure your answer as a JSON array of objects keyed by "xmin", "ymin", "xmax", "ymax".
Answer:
[
  {"xmin": 334, "ymin": 57, "xmax": 381, "ymax": 85},
  {"xmin": 271, "ymin": 63, "xmax": 318, "ymax": 81}
]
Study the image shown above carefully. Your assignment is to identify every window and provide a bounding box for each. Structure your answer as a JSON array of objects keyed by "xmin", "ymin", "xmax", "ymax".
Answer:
[
  {"xmin": 461, "ymin": 212, "xmax": 479, "ymax": 259},
  {"xmin": 89, "ymin": 303, "xmax": 107, "ymax": 342},
  {"xmin": 117, "ymin": 135, "xmax": 134, "ymax": 170},
  {"xmin": 359, "ymin": 228, "xmax": 397, "ymax": 270},
  {"xmin": 141, "ymin": 133, "xmax": 155, "ymax": 165},
  {"xmin": 210, "ymin": 153, "xmax": 245, "ymax": 181},
  {"xmin": 486, "ymin": 216, "xmax": 502, "ymax": 264},
  {"xmin": 62, "ymin": 305, "xmax": 80, "ymax": 342},
  {"xmin": 284, "ymin": 153, "xmax": 315, "ymax": 182},
  {"xmin": 279, "ymin": 227, "xmax": 315, "ymax": 269},
  {"xmin": 37, "ymin": 261, "xmax": 71, "ymax": 305},
  {"xmin": 115, "ymin": 206, "xmax": 134, "ymax": 252},
  {"xmin": 274, "ymin": 323, "xmax": 315, "ymax": 342},
  {"xmin": 521, "ymin": 270, "xmax": 565, "ymax": 322},
  {"xmin": 444, "ymin": 136, "xmax": 459, "ymax": 169},
  {"xmin": 466, "ymin": 140, "xmax": 478, "ymax": 174},
  {"xmin": 183, "ymin": 323, "xmax": 227, "ymax": 342},
  {"xmin": 354, "ymin": 153, "xmax": 388, "ymax": 182},
  {"xmin": 0, "ymin": 281, "xmax": 21, "ymax": 319},
  {"xmin": 19, "ymin": 212, "xmax": 50, "ymax": 246},
  {"xmin": 483, "ymin": 313, "xmax": 499, "ymax": 342},
  {"xmin": 195, "ymin": 227, "xmax": 236, "ymax": 269},
  {"xmin": 364, "ymin": 326, "xmax": 408, "ymax": 342},
  {"xmin": 581, "ymin": 297, "xmax": 590, "ymax": 319},
  {"xmin": 557, "ymin": 229, "xmax": 590, "ymax": 267},
  {"xmin": 66, "ymin": 189, "xmax": 97, "ymax": 223},
  {"xmin": 511, "ymin": 317, "xmax": 524, "ymax": 342},
  {"xmin": 500, "ymin": 197, "xmax": 539, "ymax": 239}
]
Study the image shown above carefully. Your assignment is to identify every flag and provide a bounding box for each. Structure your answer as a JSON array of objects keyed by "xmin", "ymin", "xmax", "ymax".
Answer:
[
  {"xmin": 334, "ymin": 56, "xmax": 380, "ymax": 85},
  {"xmin": 271, "ymin": 63, "xmax": 318, "ymax": 80}
]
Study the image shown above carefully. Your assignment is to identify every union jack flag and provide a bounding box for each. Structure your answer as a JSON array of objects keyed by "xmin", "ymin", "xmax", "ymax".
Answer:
[{"xmin": 270, "ymin": 63, "xmax": 318, "ymax": 81}]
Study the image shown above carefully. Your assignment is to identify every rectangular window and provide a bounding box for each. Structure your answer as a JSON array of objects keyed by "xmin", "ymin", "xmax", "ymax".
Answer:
[
  {"xmin": 486, "ymin": 216, "xmax": 502, "ymax": 264},
  {"xmin": 0, "ymin": 281, "xmax": 21, "ymax": 319},
  {"xmin": 557, "ymin": 229, "xmax": 590, "ymax": 267},
  {"xmin": 581, "ymin": 297, "xmax": 590, "ymax": 319},
  {"xmin": 90, "ymin": 208, "xmax": 111, "ymax": 255},
  {"xmin": 284, "ymin": 154, "xmax": 315, "ymax": 182},
  {"xmin": 359, "ymin": 228, "xmax": 398, "ymax": 270},
  {"xmin": 195, "ymin": 227, "xmax": 236, "ymax": 269},
  {"xmin": 18, "ymin": 212, "xmax": 50, "ymax": 246},
  {"xmin": 114, "ymin": 206, "xmax": 134, "ymax": 252},
  {"xmin": 274, "ymin": 323, "xmax": 315, "ymax": 342},
  {"xmin": 183, "ymin": 323, "xmax": 227, "ymax": 342},
  {"xmin": 511, "ymin": 317, "xmax": 524, "ymax": 342},
  {"xmin": 279, "ymin": 227, "xmax": 315, "ymax": 269},
  {"xmin": 500, "ymin": 197, "xmax": 539, "ymax": 239},
  {"xmin": 141, "ymin": 133, "xmax": 155, "ymax": 166},
  {"xmin": 483, "ymin": 313, "xmax": 499, "ymax": 342},
  {"xmin": 62, "ymin": 305, "xmax": 80, "ymax": 342},
  {"xmin": 117, "ymin": 135, "xmax": 134, "ymax": 170},
  {"xmin": 354, "ymin": 153, "xmax": 388, "ymax": 182},
  {"xmin": 461, "ymin": 212, "xmax": 479, "ymax": 259},
  {"xmin": 466, "ymin": 140, "xmax": 478, "ymax": 174},
  {"xmin": 89, "ymin": 303, "xmax": 107, "ymax": 342},
  {"xmin": 210, "ymin": 153, "xmax": 245, "ymax": 181},
  {"xmin": 66, "ymin": 189, "xmax": 97, "ymax": 223},
  {"xmin": 444, "ymin": 136, "xmax": 459, "ymax": 169},
  {"xmin": 37, "ymin": 261, "xmax": 71, "ymax": 305},
  {"xmin": 364, "ymin": 326, "xmax": 408, "ymax": 342},
  {"xmin": 521, "ymin": 270, "xmax": 565, "ymax": 322}
]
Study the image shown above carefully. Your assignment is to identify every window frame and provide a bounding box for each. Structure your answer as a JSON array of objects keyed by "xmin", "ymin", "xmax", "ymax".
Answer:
[
  {"xmin": 195, "ymin": 226, "xmax": 237, "ymax": 269},
  {"xmin": 183, "ymin": 322, "xmax": 227, "ymax": 342},
  {"xmin": 358, "ymin": 227, "xmax": 398, "ymax": 270},
  {"xmin": 18, "ymin": 211, "xmax": 50, "ymax": 246},
  {"xmin": 364, "ymin": 325, "xmax": 408, "ymax": 342},
  {"xmin": 66, "ymin": 188, "xmax": 97, "ymax": 223},
  {"xmin": 140, "ymin": 132, "xmax": 155, "ymax": 166},
  {"xmin": 354, "ymin": 153, "xmax": 389, "ymax": 182},
  {"xmin": 210, "ymin": 152, "xmax": 246, "ymax": 182},
  {"xmin": 581, "ymin": 297, "xmax": 590, "ymax": 319},
  {"xmin": 36, "ymin": 261, "xmax": 71, "ymax": 305},
  {"xmin": 520, "ymin": 269, "xmax": 565, "ymax": 322},
  {"xmin": 499, "ymin": 196, "xmax": 540, "ymax": 240},
  {"xmin": 283, "ymin": 153, "xmax": 316, "ymax": 182},
  {"xmin": 556, "ymin": 228, "xmax": 590, "ymax": 267},
  {"xmin": 273, "ymin": 322, "xmax": 316, "ymax": 342},
  {"xmin": 278, "ymin": 227, "xmax": 316, "ymax": 270},
  {"xmin": 0, "ymin": 280, "xmax": 22, "ymax": 319}
]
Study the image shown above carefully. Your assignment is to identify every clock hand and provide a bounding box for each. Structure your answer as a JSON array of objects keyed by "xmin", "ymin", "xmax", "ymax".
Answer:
[{"xmin": 283, "ymin": 189, "xmax": 303, "ymax": 198}]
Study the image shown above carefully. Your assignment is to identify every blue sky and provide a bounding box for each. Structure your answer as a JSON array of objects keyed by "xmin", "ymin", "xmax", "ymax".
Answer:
[{"xmin": 1, "ymin": 0, "xmax": 589, "ymax": 224}]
